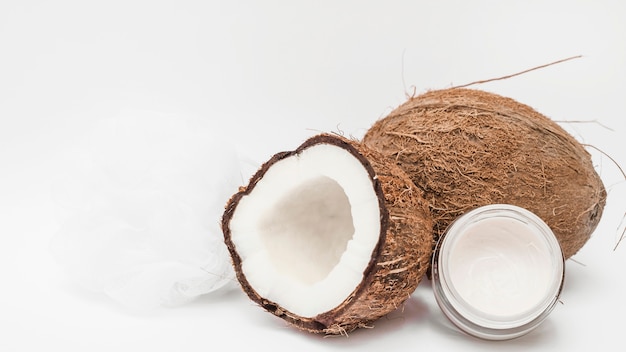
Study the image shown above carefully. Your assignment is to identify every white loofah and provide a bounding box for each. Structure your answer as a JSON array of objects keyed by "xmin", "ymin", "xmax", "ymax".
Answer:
[{"xmin": 50, "ymin": 110, "xmax": 252, "ymax": 309}]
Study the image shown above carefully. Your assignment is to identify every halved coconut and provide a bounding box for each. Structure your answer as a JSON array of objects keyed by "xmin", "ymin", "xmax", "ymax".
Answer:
[{"xmin": 222, "ymin": 134, "xmax": 433, "ymax": 334}]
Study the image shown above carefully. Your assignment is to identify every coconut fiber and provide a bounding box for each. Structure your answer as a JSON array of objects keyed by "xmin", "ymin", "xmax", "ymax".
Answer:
[{"xmin": 363, "ymin": 88, "xmax": 606, "ymax": 259}]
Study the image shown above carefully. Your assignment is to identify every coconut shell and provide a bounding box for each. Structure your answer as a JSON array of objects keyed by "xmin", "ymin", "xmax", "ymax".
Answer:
[
  {"xmin": 363, "ymin": 88, "xmax": 606, "ymax": 259},
  {"xmin": 222, "ymin": 134, "xmax": 433, "ymax": 334}
]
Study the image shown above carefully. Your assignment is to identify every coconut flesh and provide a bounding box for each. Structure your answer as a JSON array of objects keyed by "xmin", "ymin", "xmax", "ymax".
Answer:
[
  {"xmin": 363, "ymin": 88, "xmax": 607, "ymax": 259},
  {"xmin": 222, "ymin": 134, "xmax": 433, "ymax": 334}
]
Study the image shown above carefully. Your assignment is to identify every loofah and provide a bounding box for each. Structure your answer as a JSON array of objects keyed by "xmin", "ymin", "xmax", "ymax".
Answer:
[{"xmin": 50, "ymin": 110, "xmax": 246, "ymax": 309}]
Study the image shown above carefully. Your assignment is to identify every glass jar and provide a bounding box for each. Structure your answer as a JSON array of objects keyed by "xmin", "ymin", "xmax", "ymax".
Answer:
[{"xmin": 431, "ymin": 204, "xmax": 565, "ymax": 340}]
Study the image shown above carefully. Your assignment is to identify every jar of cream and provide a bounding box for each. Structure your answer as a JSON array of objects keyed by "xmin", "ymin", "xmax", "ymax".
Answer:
[{"xmin": 431, "ymin": 204, "xmax": 565, "ymax": 340}]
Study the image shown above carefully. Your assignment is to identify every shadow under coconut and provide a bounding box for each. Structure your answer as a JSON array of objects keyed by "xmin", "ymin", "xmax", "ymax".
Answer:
[{"xmin": 290, "ymin": 293, "xmax": 431, "ymax": 346}]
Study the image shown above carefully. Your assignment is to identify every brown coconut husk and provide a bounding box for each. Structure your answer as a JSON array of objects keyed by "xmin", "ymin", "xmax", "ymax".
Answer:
[
  {"xmin": 362, "ymin": 88, "xmax": 607, "ymax": 259},
  {"xmin": 222, "ymin": 133, "xmax": 433, "ymax": 335}
]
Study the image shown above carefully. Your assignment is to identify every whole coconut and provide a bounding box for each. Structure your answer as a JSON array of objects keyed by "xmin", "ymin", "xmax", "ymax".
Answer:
[{"xmin": 363, "ymin": 88, "xmax": 606, "ymax": 259}]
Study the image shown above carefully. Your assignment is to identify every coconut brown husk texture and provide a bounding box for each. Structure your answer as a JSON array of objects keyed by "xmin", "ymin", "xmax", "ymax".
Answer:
[
  {"xmin": 363, "ymin": 88, "xmax": 607, "ymax": 259},
  {"xmin": 222, "ymin": 134, "xmax": 433, "ymax": 335}
]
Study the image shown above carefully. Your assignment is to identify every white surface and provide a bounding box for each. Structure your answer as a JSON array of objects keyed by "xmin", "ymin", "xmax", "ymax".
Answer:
[{"xmin": 1, "ymin": 1, "xmax": 625, "ymax": 351}]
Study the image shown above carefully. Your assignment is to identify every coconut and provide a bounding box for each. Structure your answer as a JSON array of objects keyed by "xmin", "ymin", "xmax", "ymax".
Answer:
[
  {"xmin": 221, "ymin": 133, "xmax": 433, "ymax": 334},
  {"xmin": 363, "ymin": 88, "xmax": 606, "ymax": 259}
]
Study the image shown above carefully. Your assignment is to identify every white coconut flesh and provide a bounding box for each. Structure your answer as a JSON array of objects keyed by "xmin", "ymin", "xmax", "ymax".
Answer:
[{"xmin": 228, "ymin": 143, "xmax": 381, "ymax": 318}]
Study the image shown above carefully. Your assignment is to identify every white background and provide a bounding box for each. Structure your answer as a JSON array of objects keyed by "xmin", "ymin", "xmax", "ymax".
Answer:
[{"xmin": 2, "ymin": 1, "xmax": 625, "ymax": 351}]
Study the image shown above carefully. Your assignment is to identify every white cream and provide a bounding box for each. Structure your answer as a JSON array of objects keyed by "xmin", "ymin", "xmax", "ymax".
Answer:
[{"xmin": 447, "ymin": 217, "xmax": 553, "ymax": 318}]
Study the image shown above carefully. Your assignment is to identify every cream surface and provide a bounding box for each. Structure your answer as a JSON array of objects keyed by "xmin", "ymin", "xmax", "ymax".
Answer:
[{"xmin": 447, "ymin": 217, "xmax": 554, "ymax": 318}]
